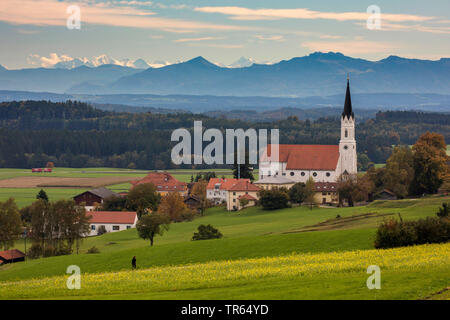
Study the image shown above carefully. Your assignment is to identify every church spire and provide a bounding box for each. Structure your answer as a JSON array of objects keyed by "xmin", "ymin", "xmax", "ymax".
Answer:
[{"xmin": 342, "ymin": 74, "xmax": 354, "ymax": 120}]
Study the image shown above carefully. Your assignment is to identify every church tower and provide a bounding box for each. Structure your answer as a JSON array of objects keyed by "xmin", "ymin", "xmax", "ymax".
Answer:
[{"xmin": 338, "ymin": 76, "xmax": 357, "ymax": 177}]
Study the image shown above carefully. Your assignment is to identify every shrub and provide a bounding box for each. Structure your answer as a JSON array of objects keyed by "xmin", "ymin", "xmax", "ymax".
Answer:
[
  {"xmin": 192, "ymin": 224, "xmax": 223, "ymax": 241},
  {"xmin": 375, "ymin": 217, "xmax": 450, "ymax": 249},
  {"xmin": 437, "ymin": 203, "xmax": 449, "ymax": 218},
  {"xmin": 27, "ymin": 243, "xmax": 42, "ymax": 259},
  {"xmin": 87, "ymin": 246, "xmax": 100, "ymax": 254},
  {"xmin": 97, "ymin": 225, "xmax": 107, "ymax": 236},
  {"xmin": 259, "ymin": 188, "xmax": 290, "ymax": 210}
]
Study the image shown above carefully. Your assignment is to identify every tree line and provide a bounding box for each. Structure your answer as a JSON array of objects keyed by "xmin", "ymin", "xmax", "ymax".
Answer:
[{"xmin": 0, "ymin": 100, "xmax": 448, "ymax": 169}]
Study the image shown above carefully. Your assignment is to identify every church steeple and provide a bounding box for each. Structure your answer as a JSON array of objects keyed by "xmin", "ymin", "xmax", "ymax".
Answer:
[{"xmin": 342, "ymin": 75, "xmax": 354, "ymax": 120}]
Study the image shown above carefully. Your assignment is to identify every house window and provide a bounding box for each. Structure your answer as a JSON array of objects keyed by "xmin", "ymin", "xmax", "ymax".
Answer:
[
  {"xmin": 233, "ymin": 192, "xmax": 236, "ymax": 195},
  {"xmin": 282, "ymin": 173, "xmax": 286, "ymax": 176},
  {"xmin": 91, "ymin": 225, "xmax": 96, "ymax": 230},
  {"xmin": 126, "ymin": 226, "xmax": 131, "ymax": 229},
  {"xmin": 112, "ymin": 226, "xmax": 120, "ymax": 231},
  {"xmin": 290, "ymin": 172, "xmax": 294, "ymax": 176},
  {"xmin": 233, "ymin": 199, "xmax": 236, "ymax": 202}
]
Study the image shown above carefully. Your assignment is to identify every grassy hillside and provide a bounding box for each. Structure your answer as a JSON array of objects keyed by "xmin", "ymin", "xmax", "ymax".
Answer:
[
  {"xmin": 1, "ymin": 196, "xmax": 447, "ymax": 284},
  {"xmin": 1, "ymin": 243, "xmax": 448, "ymax": 300}
]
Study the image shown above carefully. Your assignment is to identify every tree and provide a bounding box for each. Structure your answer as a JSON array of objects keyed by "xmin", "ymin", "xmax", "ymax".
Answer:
[
  {"xmin": 337, "ymin": 174, "xmax": 374, "ymax": 207},
  {"xmin": 0, "ymin": 198, "xmax": 22, "ymax": 250},
  {"xmin": 410, "ymin": 132, "xmax": 448, "ymax": 195},
  {"xmin": 126, "ymin": 183, "xmax": 161, "ymax": 217},
  {"xmin": 289, "ymin": 182, "xmax": 307, "ymax": 204},
  {"xmin": 36, "ymin": 189, "xmax": 48, "ymax": 202},
  {"xmin": 29, "ymin": 199, "xmax": 90, "ymax": 257},
  {"xmin": 192, "ymin": 224, "xmax": 223, "ymax": 240},
  {"xmin": 304, "ymin": 177, "xmax": 316, "ymax": 209},
  {"xmin": 190, "ymin": 179, "xmax": 210, "ymax": 215},
  {"xmin": 136, "ymin": 212, "xmax": 170, "ymax": 246},
  {"xmin": 157, "ymin": 192, "xmax": 193, "ymax": 222},
  {"xmin": 383, "ymin": 146, "xmax": 414, "ymax": 198},
  {"xmin": 258, "ymin": 188, "xmax": 289, "ymax": 210},
  {"xmin": 232, "ymin": 152, "xmax": 254, "ymax": 181},
  {"xmin": 101, "ymin": 195, "xmax": 128, "ymax": 211}
]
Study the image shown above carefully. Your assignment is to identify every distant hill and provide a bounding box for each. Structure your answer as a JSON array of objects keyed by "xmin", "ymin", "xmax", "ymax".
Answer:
[
  {"xmin": 1, "ymin": 90, "xmax": 449, "ymax": 114},
  {"xmin": 0, "ymin": 52, "xmax": 449, "ymax": 96}
]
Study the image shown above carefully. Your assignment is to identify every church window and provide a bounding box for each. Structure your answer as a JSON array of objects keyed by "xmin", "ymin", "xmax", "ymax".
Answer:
[
  {"xmin": 345, "ymin": 129, "xmax": 348, "ymax": 138},
  {"xmin": 313, "ymin": 172, "xmax": 317, "ymax": 177},
  {"xmin": 326, "ymin": 172, "xmax": 331, "ymax": 177},
  {"xmin": 301, "ymin": 172, "xmax": 305, "ymax": 176},
  {"xmin": 290, "ymin": 172, "xmax": 294, "ymax": 176}
]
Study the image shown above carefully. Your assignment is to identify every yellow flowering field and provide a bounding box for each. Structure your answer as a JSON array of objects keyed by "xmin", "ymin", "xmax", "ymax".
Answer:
[{"xmin": 0, "ymin": 243, "xmax": 448, "ymax": 299}]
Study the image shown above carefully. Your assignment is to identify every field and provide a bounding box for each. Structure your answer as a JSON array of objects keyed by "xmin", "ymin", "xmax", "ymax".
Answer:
[
  {"xmin": 0, "ymin": 167, "xmax": 235, "ymax": 207},
  {"xmin": 0, "ymin": 193, "xmax": 449, "ymax": 299}
]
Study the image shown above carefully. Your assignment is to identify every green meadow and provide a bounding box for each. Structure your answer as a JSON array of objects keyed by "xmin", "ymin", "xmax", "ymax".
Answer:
[{"xmin": 0, "ymin": 195, "xmax": 448, "ymax": 299}]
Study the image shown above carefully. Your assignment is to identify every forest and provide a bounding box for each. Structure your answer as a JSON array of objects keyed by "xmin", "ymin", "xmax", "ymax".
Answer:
[{"xmin": 0, "ymin": 100, "xmax": 448, "ymax": 170}]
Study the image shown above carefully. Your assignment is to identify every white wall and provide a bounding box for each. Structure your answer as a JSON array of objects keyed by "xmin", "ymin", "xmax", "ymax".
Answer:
[{"xmin": 88, "ymin": 222, "xmax": 136, "ymax": 236}]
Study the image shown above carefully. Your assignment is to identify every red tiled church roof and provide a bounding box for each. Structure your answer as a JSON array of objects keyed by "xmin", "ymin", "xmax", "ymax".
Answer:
[
  {"xmin": 88, "ymin": 211, "xmax": 137, "ymax": 224},
  {"xmin": 131, "ymin": 172, "xmax": 187, "ymax": 192},
  {"xmin": 261, "ymin": 144, "xmax": 339, "ymax": 171}
]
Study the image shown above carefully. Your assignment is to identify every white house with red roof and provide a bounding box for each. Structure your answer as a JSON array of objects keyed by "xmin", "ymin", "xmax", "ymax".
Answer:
[
  {"xmin": 226, "ymin": 180, "xmax": 261, "ymax": 211},
  {"xmin": 259, "ymin": 78, "xmax": 357, "ymax": 184},
  {"xmin": 206, "ymin": 178, "xmax": 250, "ymax": 205},
  {"xmin": 87, "ymin": 211, "xmax": 138, "ymax": 236}
]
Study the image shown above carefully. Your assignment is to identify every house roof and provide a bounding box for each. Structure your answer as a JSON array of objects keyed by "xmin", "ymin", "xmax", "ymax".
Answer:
[
  {"xmin": 239, "ymin": 194, "xmax": 257, "ymax": 201},
  {"xmin": 88, "ymin": 211, "xmax": 137, "ymax": 224},
  {"xmin": 0, "ymin": 249, "xmax": 25, "ymax": 260},
  {"xmin": 74, "ymin": 187, "xmax": 118, "ymax": 200},
  {"xmin": 131, "ymin": 172, "xmax": 187, "ymax": 192},
  {"xmin": 254, "ymin": 176, "xmax": 295, "ymax": 184},
  {"xmin": 206, "ymin": 178, "xmax": 250, "ymax": 190},
  {"xmin": 228, "ymin": 180, "xmax": 260, "ymax": 192},
  {"xmin": 314, "ymin": 182, "xmax": 338, "ymax": 192},
  {"xmin": 261, "ymin": 144, "xmax": 340, "ymax": 171}
]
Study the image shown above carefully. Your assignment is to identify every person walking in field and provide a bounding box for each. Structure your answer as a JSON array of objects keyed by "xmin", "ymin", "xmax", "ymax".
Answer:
[{"xmin": 132, "ymin": 256, "xmax": 137, "ymax": 270}]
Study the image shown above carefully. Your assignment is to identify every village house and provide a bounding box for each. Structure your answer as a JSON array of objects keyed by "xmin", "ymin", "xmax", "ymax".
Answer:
[
  {"xmin": 226, "ymin": 180, "xmax": 261, "ymax": 211},
  {"xmin": 131, "ymin": 172, "xmax": 188, "ymax": 196},
  {"xmin": 73, "ymin": 187, "xmax": 119, "ymax": 211},
  {"xmin": 314, "ymin": 182, "xmax": 339, "ymax": 205},
  {"xmin": 87, "ymin": 211, "xmax": 137, "ymax": 236},
  {"xmin": 206, "ymin": 178, "xmax": 251, "ymax": 205},
  {"xmin": 0, "ymin": 249, "xmax": 25, "ymax": 264}
]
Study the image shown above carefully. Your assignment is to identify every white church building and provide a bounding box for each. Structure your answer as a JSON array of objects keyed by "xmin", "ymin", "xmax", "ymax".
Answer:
[{"xmin": 259, "ymin": 78, "xmax": 357, "ymax": 183}]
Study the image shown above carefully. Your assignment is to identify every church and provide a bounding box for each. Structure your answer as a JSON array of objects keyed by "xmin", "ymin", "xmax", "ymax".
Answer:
[{"xmin": 258, "ymin": 78, "xmax": 357, "ymax": 183}]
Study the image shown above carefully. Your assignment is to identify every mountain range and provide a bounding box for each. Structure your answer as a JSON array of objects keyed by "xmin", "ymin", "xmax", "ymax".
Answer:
[{"xmin": 0, "ymin": 52, "xmax": 449, "ymax": 97}]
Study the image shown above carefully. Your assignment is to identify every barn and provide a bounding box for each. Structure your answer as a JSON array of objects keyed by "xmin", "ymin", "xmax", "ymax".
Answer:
[{"xmin": 73, "ymin": 187, "xmax": 119, "ymax": 211}]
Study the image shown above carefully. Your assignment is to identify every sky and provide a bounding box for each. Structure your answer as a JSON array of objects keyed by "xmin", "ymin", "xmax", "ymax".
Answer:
[{"xmin": 0, "ymin": 0, "xmax": 449, "ymax": 69}]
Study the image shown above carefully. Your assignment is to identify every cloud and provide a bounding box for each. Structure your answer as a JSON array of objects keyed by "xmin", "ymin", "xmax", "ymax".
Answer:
[
  {"xmin": 174, "ymin": 37, "xmax": 224, "ymax": 43},
  {"xmin": 319, "ymin": 35, "xmax": 343, "ymax": 39},
  {"xmin": 255, "ymin": 35, "xmax": 285, "ymax": 41},
  {"xmin": 0, "ymin": 0, "xmax": 246, "ymax": 33},
  {"xmin": 301, "ymin": 40, "xmax": 397, "ymax": 55},
  {"xmin": 194, "ymin": 6, "xmax": 433, "ymax": 23}
]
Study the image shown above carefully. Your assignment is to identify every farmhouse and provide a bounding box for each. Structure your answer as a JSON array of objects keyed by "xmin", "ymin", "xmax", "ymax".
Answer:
[
  {"xmin": 131, "ymin": 172, "xmax": 188, "ymax": 196},
  {"xmin": 0, "ymin": 249, "xmax": 25, "ymax": 264},
  {"xmin": 226, "ymin": 180, "xmax": 261, "ymax": 211},
  {"xmin": 259, "ymin": 78, "xmax": 357, "ymax": 183},
  {"xmin": 73, "ymin": 187, "xmax": 119, "ymax": 211},
  {"xmin": 314, "ymin": 182, "xmax": 339, "ymax": 205},
  {"xmin": 87, "ymin": 211, "xmax": 137, "ymax": 236},
  {"xmin": 206, "ymin": 178, "xmax": 250, "ymax": 204}
]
